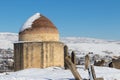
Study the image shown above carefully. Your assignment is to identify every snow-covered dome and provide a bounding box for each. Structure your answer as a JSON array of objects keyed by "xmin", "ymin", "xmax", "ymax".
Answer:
[{"xmin": 19, "ymin": 13, "xmax": 59, "ymax": 42}]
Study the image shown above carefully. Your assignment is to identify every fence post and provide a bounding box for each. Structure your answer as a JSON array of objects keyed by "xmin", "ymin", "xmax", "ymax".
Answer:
[
  {"xmin": 64, "ymin": 45, "xmax": 69, "ymax": 69},
  {"xmin": 71, "ymin": 51, "xmax": 76, "ymax": 65},
  {"xmin": 88, "ymin": 65, "xmax": 104, "ymax": 80},
  {"xmin": 85, "ymin": 54, "xmax": 90, "ymax": 70},
  {"xmin": 91, "ymin": 65, "xmax": 96, "ymax": 80},
  {"xmin": 65, "ymin": 56, "xmax": 82, "ymax": 80}
]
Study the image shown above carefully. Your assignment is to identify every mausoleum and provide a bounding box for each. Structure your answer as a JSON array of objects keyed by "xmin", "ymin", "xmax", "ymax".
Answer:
[{"xmin": 14, "ymin": 13, "xmax": 64, "ymax": 71}]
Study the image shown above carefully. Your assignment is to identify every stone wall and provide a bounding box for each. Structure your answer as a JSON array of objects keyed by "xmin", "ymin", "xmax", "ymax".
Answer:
[
  {"xmin": 14, "ymin": 42, "xmax": 64, "ymax": 71},
  {"xmin": 14, "ymin": 43, "xmax": 23, "ymax": 71}
]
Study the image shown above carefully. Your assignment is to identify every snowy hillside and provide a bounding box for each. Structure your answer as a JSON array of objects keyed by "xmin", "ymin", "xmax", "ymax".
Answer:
[
  {"xmin": 0, "ymin": 32, "xmax": 120, "ymax": 57},
  {"xmin": 0, "ymin": 66, "xmax": 120, "ymax": 80},
  {"xmin": 61, "ymin": 37, "xmax": 120, "ymax": 57},
  {"xmin": 61, "ymin": 37, "xmax": 109, "ymax": 43},
  {"xmin": 0, "ymin": 32, "xmax": 120, "ymax": 80},
  {"xmin": 0, "ymin": 32, "xmax": 18, "ymax": 49}
]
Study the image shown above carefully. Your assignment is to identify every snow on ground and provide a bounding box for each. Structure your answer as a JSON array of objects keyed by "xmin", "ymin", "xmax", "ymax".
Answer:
[
  {"xmin": 0, "ymin": 66, "xmax": 120, "ymax": 80},
  {"xmin": 61, "ymin": 37, "xmax": 120, "ymax": 57},
  {"xmin": 67, "ymin": 42, "xmax": 120, "ymax": 56},
  {"xmin": 0, "ymin": 32, "xmax": 18, "ymax": 49},
  {"xmin": 0, "ymin": 33, "xmax": 120, "ymax": 80}
]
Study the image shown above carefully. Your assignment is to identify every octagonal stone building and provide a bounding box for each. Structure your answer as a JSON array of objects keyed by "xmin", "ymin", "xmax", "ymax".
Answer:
[{"xmin": 14, "ymin": 13, "xmax": 64, "ymax": 71}]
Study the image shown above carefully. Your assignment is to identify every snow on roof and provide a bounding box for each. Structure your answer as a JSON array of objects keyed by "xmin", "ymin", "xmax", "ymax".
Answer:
[{"xmin": 20, "ymin": 13, "xmax": 41, "ymax": 32}]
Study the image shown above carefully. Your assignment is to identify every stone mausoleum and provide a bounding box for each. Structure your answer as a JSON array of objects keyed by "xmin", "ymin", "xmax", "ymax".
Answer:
[{"xmin": 14, "ymin": 13, "xmax": 64, "ymax": 71}]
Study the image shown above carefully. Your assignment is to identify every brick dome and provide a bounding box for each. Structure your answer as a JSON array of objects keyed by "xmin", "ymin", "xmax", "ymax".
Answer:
[{"xmin": 19, "ymin": 13, "xmax": 59, "ymax": 42}]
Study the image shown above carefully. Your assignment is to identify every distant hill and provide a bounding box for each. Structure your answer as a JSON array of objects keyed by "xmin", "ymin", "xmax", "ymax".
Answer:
[
  {"xmin": 0, "ymin": 32, "xmax": 18, "ymax": 49},
  {"xmin": 0, "ymin": 32, "xmax": 120, "ymax": 57},
  {"xmin": 61, "ymin": 37, "xmax": 120, "ymax": 57}
]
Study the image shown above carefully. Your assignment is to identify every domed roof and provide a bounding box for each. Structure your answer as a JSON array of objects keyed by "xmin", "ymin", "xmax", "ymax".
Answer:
[{"xmin": 19, "ymin": 13, "xmax": 59, "ymax": 42}]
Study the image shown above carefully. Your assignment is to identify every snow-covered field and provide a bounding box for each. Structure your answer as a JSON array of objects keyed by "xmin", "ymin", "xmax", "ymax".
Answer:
[
  {"xmin": 0, "ymin": 32, "xmax": 120, "ymax": 80},
  {"xmin": 0, "ymin": 32, "xmax": 18, "ymax": 49},
  {"xmin": 0, "ymin": 66, "xmax": 120, "ymax": 80},
  {"xmin": 61, "ymin": 37, "xmax": 120, "ymax": 57}
]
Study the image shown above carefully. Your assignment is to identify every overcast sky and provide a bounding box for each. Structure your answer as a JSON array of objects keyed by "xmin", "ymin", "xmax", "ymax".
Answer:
[{"xmin": 0, "ymin": 0, "xmax": 120, "ymax": 40}]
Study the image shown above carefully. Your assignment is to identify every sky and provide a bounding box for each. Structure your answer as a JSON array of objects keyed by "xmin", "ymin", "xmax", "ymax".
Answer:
[{"xmin": 0, "ymin": 0, "xmax": 120, "ymax": 40}]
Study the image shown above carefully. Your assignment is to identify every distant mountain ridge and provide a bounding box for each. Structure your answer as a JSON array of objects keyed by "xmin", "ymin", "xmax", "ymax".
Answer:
[
  {"xmin": 61, "ymin": 37, "xmax": 109, "ymax": 44},
  {"xmin": 0, "ymin": 32, "xmax": 18, "ymax": 41}
]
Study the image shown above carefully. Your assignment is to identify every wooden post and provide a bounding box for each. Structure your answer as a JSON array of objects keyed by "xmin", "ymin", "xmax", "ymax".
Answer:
[
  {"xmin": 65, "ymin": 56, "xmax": 82, "ymax": 80},
  {"xmin": 96, "ymin": 78, "xmax": 104, "ymax": 80},
  {"xmin": 88, "ymin": 65, "xmax": 104, "ymax": 80},
  {"xmin": 64, "ymin": 45, "xmax": 69, "ymax": 69},
  {"xmin": 91, "ymin": 65, "xmax": 96, "ymax": 80},
  {"xmin": 71, "ymin": 51, "xmax": 76, "ymax": 64},
  {"xmin": 86, "ymin": 54, "xmax": 104, "ymax": 80},
  {"xmin": 85, "ymin": 54, "xmax": 90, "ymax": 70},
  {"xmin": 88, "ymin": 65, "xmax": 94, "ymax": 80}
]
